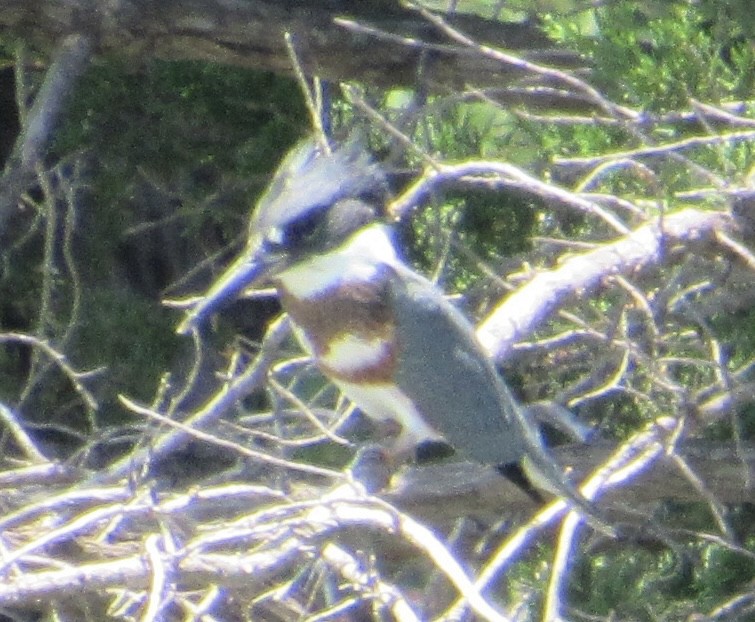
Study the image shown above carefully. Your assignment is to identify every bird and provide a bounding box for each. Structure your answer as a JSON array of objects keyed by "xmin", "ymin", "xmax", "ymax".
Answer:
[{"xmin": 177, "ymin": 137, "xmax": 603, "ymax": 521}]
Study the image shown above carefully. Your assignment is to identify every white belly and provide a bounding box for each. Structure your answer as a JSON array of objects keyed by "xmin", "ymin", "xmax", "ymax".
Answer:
[
  {"xmin": 334, "ymin": 379, "xmax": 442, "ymax": 454},
  {"xmin": 275, "ymin": 224, "xmax": 441, "ymax": 453}
]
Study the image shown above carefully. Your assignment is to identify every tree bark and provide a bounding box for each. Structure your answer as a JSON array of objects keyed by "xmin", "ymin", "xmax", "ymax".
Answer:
[
  {"xmin": 0, "ymin": 0, "xmax": 576, "ymax": 91},
  {"xmin": 387, "ymin": 439, "xmax": 755, "ymax": 527}
]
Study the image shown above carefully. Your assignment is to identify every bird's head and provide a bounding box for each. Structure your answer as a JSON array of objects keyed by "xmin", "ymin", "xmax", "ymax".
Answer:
[{"xmin": 177, "ymin": 138, "xmax": 387, "ymax": 334}]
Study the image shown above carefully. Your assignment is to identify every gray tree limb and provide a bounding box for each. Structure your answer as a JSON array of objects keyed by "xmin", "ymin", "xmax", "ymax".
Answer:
[
  {"xmin": 0, "ymin": 0, "xmax": 580, "ymax": 92},
  {"xmin": 0, "ymin": 34, "xmax": 92, "ymax": 231},
  {"xmin": 477, "ymin": 209, "xmax": 735, "ymax": 362}
]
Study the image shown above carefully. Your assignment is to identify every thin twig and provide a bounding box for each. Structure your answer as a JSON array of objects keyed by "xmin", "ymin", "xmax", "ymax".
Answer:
[
  {"xmin": 0, "ymin": 332, "xmax": 98, "ymax": 411},
  {"xmin": 284, "ymin": 32, "xmax": 329, "ymax": 151},
  {"xmin": 101, "ymin": 314, "xmax": 292, "ymax": 481},
  {"xmin": 389, "ymin": 160, "xmax": 630, "ymax": 233},
  {"xmin": 554, "ymin": 130, "xmax": 755, "ymax": 170},
  {"xmin": 0, "ymin": 402, "xmax": 48, "ymax": 463},
  {"xmin": 119, "ymin": 395, "xmax": 343, "ymax": 481}
]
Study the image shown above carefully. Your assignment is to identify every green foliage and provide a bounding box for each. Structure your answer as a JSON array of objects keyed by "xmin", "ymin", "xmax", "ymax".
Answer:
[
  {"xmin": 570, "ymin": 534, "xmax": 755, "ymax": 620},
  {"xmin": 9, "ymin": 60, "xmax": 307, "ymax": 429},
  {"xmin": 590, "ymin": 4, "xmax": 737, "ymax": 108},
  {"xmin": 57, "ymin": 59, "xmax": 305, "ymax": 177},
  {"xmin": 71, "ymin": 287, "xmax": 177, "ymax": 421},
  {"xmin": 572, "ymin": 546, "xmax": 670, "ymax": 619},
  {"xmin": 458, "ymin": 188, "xmax": 536, "ymax": 256},
  {"xmin": 402, "ymin": 0, "xmax": 755, "ymax": 300},
  {"xmin": 395, "ymin": 98, "xmax": 540, "ymax": 295},
  {"xmin": 55, "ymin": 59, "xmax": 307, "ymax": 239},
  {"xmin": 406, "ymin": 188, "xmax": 537, "ymax": 294},
  {"xmin": 695, "ymin": 540, "xmax": 755, "ymax": 606}
]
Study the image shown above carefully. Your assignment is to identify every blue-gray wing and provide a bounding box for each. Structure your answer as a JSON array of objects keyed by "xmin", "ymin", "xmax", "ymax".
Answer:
[
  {"xmin": 386, "ymin": 263, "xmax": 526, "ymax": 467},
  {"xmin": 388, "ymin": 265, "xmax": 609, "ymax": 524}
]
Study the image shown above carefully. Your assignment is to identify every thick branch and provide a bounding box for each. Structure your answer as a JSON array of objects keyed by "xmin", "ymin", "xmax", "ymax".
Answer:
[
  {"xmin": 387, "ymin": 439, "xmax": 755, "ymax": 526},
  {"xmin": 0, "ymin": 0, "xmax": 579, "ymax": 92},
  {"xmin": 0, "ymin": 34, "xmax": 92, "ymax": 230},
  {"xmin": 476, "ymin": 209, "xmax": 734, "ymax": 362}
]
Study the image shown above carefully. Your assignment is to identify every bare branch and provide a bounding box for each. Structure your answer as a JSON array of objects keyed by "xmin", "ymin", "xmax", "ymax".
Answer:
[
  {"xmin": 100, "ymin": 314, "xmax": 292, "ymax": 482},
  {"xmin": 389, "ymin": 160, "xmax": 631, "ymax": 234},
  {"xmin": 0, "ymin": 402, "xmax": 48, "ymax": 463},
  {"xmin": 0, "ymin": 332, "xmax": 98, "ymax": 411},
  {"xmin": 476, "ymin": 209, "xmax": 733, "ymax": 362},
  {"xmin": 0, "ymin": 35, "xmax": 92, "ymax": 231},
  {"xmin": 553, "ymin": 129, "xmax": 755, "ymax": 172}
]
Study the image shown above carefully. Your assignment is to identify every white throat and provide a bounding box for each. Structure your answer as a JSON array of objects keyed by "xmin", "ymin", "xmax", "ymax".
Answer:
[{"xmin": 275, "ymin": 223, "xmax": 399, "ymax": 298}]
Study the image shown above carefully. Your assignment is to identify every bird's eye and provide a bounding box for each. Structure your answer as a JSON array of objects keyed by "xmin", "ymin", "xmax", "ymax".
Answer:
[{"xmin": 277, "ymin": 210, "xmax": 322, "ymax": 248}]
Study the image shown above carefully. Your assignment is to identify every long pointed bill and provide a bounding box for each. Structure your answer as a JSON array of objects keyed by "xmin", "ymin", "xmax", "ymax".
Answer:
[{"xmin": 176, "ymin": 242, "xmax": 282, "ymax": 335}]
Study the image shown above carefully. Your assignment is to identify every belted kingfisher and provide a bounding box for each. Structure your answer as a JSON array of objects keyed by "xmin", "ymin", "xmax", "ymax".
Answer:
[{"xmin": 177, "ymin": 138, "xmax": 599, "ymax": 518}]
